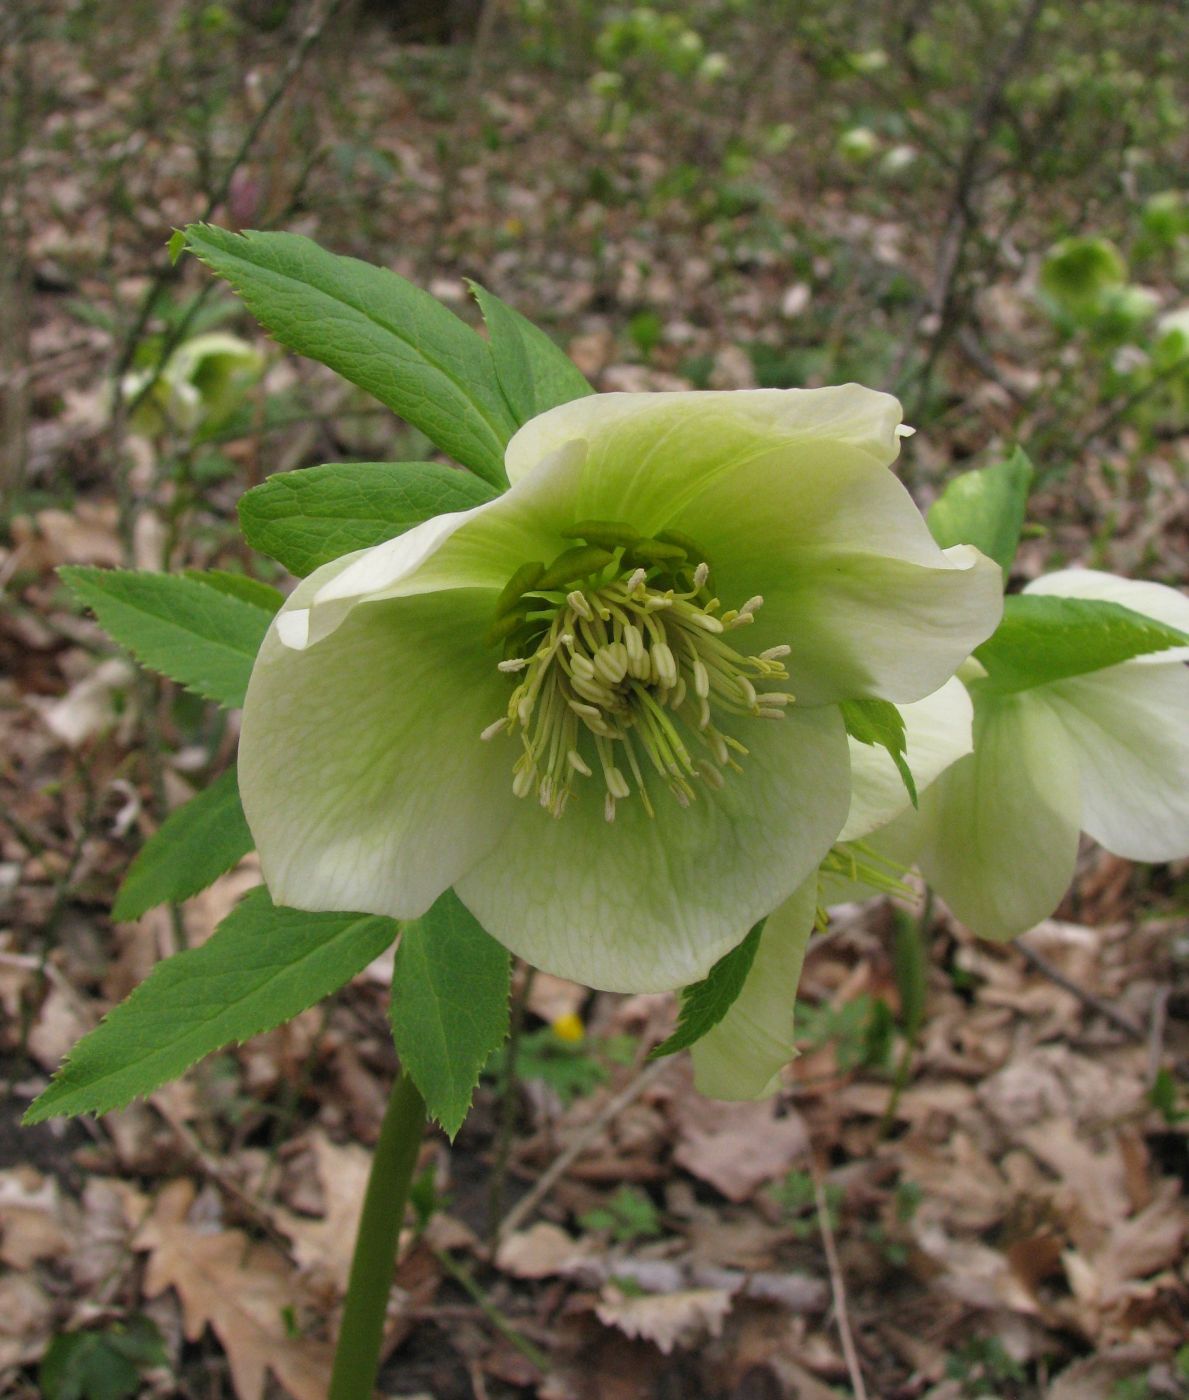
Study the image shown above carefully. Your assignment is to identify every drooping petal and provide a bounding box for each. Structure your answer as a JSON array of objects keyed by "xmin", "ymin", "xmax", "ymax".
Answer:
[
  {"xmin": 239, "ymin": 562, "xmax": 516, "ymax": 919},
  {"xmin": 840, "ymin": 676, "xmax": 974, "ymax": 843},
  {"xmin": 690, "ymin": 877, "xmax": 819, "ymax": 1100},
  {"xmin": 1038, "ymin": 663, "xmax": 1189, "ymax": 861},
  {"xmin": 455, "ymin": 704, "xmax": 850, "ymax": 992},
  {"xmin": 914, "ymin": 693, "xmax": 1083, "ymax": 940},
  {"xmin": 1024, "ymin": 568, "xmax": 1189, "ymax": 664}
]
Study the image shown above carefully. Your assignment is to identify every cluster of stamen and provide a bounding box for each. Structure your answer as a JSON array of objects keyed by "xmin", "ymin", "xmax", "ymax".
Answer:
[{"xmin": 481, "ymin": 522, "xmax": 795, "ymax": 821}]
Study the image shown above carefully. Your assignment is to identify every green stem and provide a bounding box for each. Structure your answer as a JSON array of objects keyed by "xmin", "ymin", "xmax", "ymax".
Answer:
[{"xmin": 329, "ymin": 1071, "xmax": 427, "ymax": 1400}]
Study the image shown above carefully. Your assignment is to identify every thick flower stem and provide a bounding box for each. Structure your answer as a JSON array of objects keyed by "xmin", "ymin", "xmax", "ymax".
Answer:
[{"xmin": 329, "ymin": 1070, "xmax": 427, "ymax": 1400}]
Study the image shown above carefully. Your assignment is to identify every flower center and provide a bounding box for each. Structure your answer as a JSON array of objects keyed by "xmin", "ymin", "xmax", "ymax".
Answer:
[{"xmin": 481, "ymin": 522, "xmax": 794, "ymax": 820}]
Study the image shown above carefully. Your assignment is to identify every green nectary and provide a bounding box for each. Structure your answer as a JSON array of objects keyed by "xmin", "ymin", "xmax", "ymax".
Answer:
[{"xmin": 483, "ymin": 527, "xmax": 794, "ymax": 819}]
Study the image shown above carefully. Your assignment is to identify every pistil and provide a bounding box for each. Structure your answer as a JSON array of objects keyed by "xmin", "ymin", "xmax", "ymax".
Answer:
[{"xmin": 482, "ymin": 525, "xmax": 795, "ymax": 820}]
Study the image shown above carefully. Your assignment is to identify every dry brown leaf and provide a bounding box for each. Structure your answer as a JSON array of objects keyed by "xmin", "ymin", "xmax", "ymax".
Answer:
[
  {"xmin": 272, "ymin": 1130, "xmax": 370, "ymax": 1293},
  {"xmin": 0, "ymin": 1165, "xmax": 75, "ymax": 1268},
  {"xmin": 134, "ymin": 1178, "xmax": 332, "ymax": 1400},
  {"xmin": 670, "ymin": 1085, "xmax": 808, "ymax": 1202},
  {"xmin": 495, "ymin": 1222, "xmax": 595, "ymax": 1280},
  {"xmin": 595, "ymin": 1283, "xmax": 732, "ymax": 1355},
  {"xmin": 0, "ymin": 1273, "xmax": 54, "ymax": 1370}
]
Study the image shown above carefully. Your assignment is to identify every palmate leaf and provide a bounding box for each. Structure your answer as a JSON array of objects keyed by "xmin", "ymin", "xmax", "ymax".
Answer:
[
  {"xmin": 24, "ymin": 888, "xmax": 397, "ymax": 1123},
  {"xmin": 61, "ymin": 567, "xmax": 272, "ymax": 708},
  {"xmin": 238, "ymin": 460, "xmax": 499, "ymax": 577},
  {"xmin": 389, "ymin": 889, "xmax": 510, "ymax": 1139},
  {"xmin": 468, "ymin": 280, "xmax": 594, "ymax": 425},
  {"xmin": 112, "ymin": 766, "xmax": 253, "ymax": 921},
  {"xmin": 650, "ymin": 921, "xmax": 765, "ymax": 1059},
  {"xmin": 974, "ymin": 594, "xmax": 1189, "ymax": 694},
  {"xmin": 180, "ymin": 225, "xmax": 517, "ymax": 486}
]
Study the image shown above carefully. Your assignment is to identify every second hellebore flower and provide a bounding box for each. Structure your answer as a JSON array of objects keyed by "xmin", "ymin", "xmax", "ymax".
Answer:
[
  {"xmin": 239, "ymin": 388, "xmax": 1002, "ymax": 992},
  {"xmin": 903, "ymin": 568, "xmax": 1189, "ymax": 940}
]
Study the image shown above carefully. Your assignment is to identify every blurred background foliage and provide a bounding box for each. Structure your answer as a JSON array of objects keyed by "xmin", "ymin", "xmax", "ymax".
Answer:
[{"xmin": 3, "ymin": 0, "xmax": 1187, "ymax": 568}]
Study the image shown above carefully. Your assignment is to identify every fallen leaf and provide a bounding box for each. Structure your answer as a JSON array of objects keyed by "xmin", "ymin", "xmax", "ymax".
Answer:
[
  {"xmin": 273, "ymin": 1130, "xmax": 370, "ymax": 1293},
  {"xmin": 495, "ymin": 1222, "xmax": 595, "ymax": 1280},
  {"xmin": 0, "ymin": 1166, "xmax": 75, "ymax": 1268},
  {"xmin": 595, "ymin": 1284, "xmax": 733, "ymax": 1355},
  {"xmin": 134, "ymin": 1178, "xmax": 332, "ymax": 1400},
  {"xmin": 668, "ymin": 1070, "xmax": 808, "ymax": 1202}
]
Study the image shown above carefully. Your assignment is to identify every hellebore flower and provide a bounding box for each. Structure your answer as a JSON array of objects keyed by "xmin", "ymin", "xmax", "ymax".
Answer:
[
  {"xmin": 690, "ymin": 675, "xmax": 975, "ymax": 1099},
  {"xmin": 238, "ymin": 388, "xmax": 1002, "ymax": 992},
  {"xmin": 902, "ymin": 569, "xmax": 1189, "ymax": 940},
  {"xmin": 121, "ymin": 332, "xmax": 263, "ymax": 436}
]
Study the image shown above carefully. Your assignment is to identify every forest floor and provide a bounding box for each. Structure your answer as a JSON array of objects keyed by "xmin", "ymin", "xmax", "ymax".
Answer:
[{"xmin": 2, "ymin": 3, "xmax": 1187, "ymax": 1397}]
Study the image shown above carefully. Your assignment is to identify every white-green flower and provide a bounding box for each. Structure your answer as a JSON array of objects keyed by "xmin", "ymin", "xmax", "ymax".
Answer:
[
  {"xmin": 122, "ymin": 332, "xmax": 263, "ymax": 436},
  {"xmin": 690, "ymin": 675, "xmax": 975, "ymax": 1099},
  {"xmin": 239, "ymin": 388, "xmax": 1002, "ymax": 992},
  {"xmin": 905, "ymin": 569, "xmax": 1189, "ymax": 940}
]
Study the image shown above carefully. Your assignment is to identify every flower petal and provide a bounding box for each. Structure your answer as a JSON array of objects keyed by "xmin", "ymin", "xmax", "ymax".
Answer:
[
  {"xmin": 690, "ymin": 877, "xmax": 819, "ymax": 1100},
  {"xmin": 503, "ymin": 386, "xmax": 906, "ymax": 521},
  {"xmin": 914, "ymin": 693, "xmax": 1083, "ymax": 940},
  {"xmin": 840, "ymin": 676, "xmax": 974, "ymax": 842},
  {"xmin": 1040, "ymin": 662, "xmax": 1189, "ymax": 861},
  {"xmin": 240, "ymin": 564, "xmax": 516, "ymax": 918},
  {"xmin": 739, "ymin": 544, "xmax": 1003, "ymax": 706},
  {"xmin": 1024, "ymin": 568, "xmax": 1189, "ymax": 663},
  {"xmin": 285, "ymin": 440, "xmax": 589, "ymax": 649},
  {"xmin": 455, "ymin": 704, "xmax": 850, "ymax": 992}
]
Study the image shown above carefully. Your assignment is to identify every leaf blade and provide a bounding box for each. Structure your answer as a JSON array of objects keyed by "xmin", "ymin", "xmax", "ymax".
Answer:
[
  {"xmin": 24, "ymin": 888, "xmax": 397, "ymax": 1123},
  {"xmin": 113, "ymin": 766, "xmax": 254, "ymax": 921},
  {"xmin": 61, "ymin": 566, "xmax": 272, "ymax": 708},
  {"xmin": 389, "ymin": 889, "xmax": 510, "ymax": 1139},
  {"xmin": 927, "ymin": 448, "xmax": 1034, "ymax": 580},
  {"xmin": 650, "ymin": 922, "xmax": 765, "ymax": 1059},
  {"xmin": 238, "ymin": 460, "xmax": 499, "ymax": 576},
  {"xmin": 181, "ymin": 225, "xmax": 516, "ymax": 484},
  {"xmin": 974, "ymin": 594, "xmax": 1189, "ymax": 694},
  {"xmin": 468, "ymin": 280, "xmax": 594, "ymax": 424}
]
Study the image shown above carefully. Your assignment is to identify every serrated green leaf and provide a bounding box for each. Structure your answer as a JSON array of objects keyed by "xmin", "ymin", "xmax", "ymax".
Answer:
[
  {"xmin": 650, "ymin": 921, "xmax": 764, "ymax": 1059},
  {"xmin": 927, "ymin": 448, "xmax": 1034, "ymax": 580},
  {"xmin": 974, "ymin": 594, "xmax": 1189, "ymax": 694},
  {"xmin": 389, "ymin": 889, "xmax": 510, "ymax": 1138},
  {"xmin": 182, "ymin": 567, "xmax": 284, "ymax": 612},
  {"xmin": 468, "ymin": 280, "xmax": 594, "ymax": 425},
  {"xmin": 841, "ymin": 697, "xmax": 917, "ymax": 806},
  {"xmin": 181, "ymin": 224, "xmax": 516, "ymax": 485},
  {"xmin": 61, "ymin": 566, "xmax": 271, "ymax": 708},
  {"xmin": 238, "ymin": 460, "xmax": 499, "ymax": 576},
  {"xmin": 112, "ymin": 766, "xmax": 253, "ymax": 921},
  {"xmin": 24, "ymin": 888, "xmax": 397, "ymax": 1123}
]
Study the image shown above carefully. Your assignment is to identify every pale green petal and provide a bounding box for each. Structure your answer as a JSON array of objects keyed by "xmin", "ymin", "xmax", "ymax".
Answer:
[
  {"xmin": 1024, "ymin": 568, "xmax": 1189, "ymax": 664},
  {"xmin": 1040, "ymin": 663, "xmax": 1189, "ymax": 861},
  {"xmin": 240, "ymin": 562, "xmax": 516, "ymax": 918},
  {"xmin": 503, "ymin": 387, "xmax": 906, "ymax": 526},
  {"xmin": 455, "ymin": 705, "xmax": 850, "ymax": 992},
  {"xmin": 690, "ymin": 877, "xmax": 819, "ymax": 1100},
  {"xmin": 840, "ymin": 676, "xmax": 973, "ymax": 842},
  {"xmin": 915, "ymin": 694, "xmax": 1083, "ymax": 940},
  {"xmin": 286, "ymin": 441, "xmax": 587, "ymax": 648},
  {"xmin": 741, "ymin": 544, "xmax": 1003, "ymax": 706}
]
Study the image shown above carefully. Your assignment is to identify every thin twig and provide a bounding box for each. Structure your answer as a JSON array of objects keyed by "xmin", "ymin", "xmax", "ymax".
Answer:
[
  {"xmin": 887, "ymin": 0, "xmax": 1045, "ymax": 401},
  {"xmin": 1015, "ymin": 939, "xmax": 1144, "ymax": 1040},
  {"xmin": 813, "ymin": 1170, "xmax": 868, "ymax": 1400},
  {"xmin": 497, "ymin": 1056, "xmax": 672, "ymax": 1241}
]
